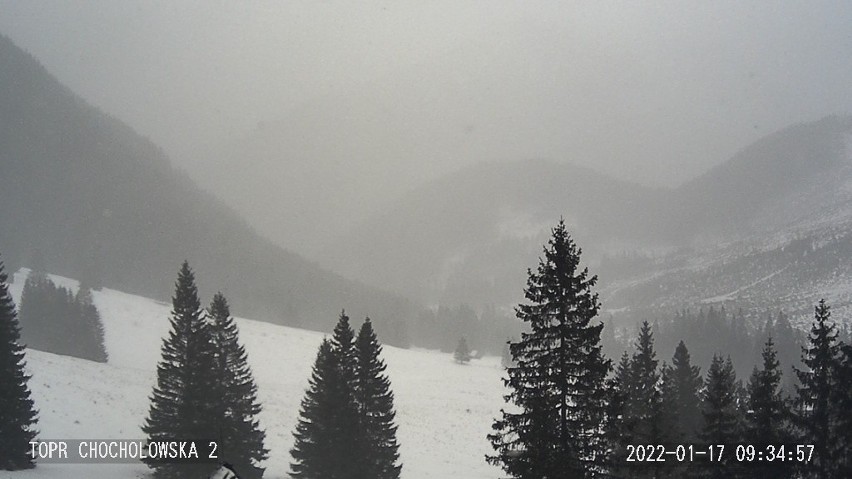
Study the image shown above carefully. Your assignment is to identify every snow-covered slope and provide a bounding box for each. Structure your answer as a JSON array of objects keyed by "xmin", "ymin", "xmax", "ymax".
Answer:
[
  {"xmin": 323, "ymin": 116, "xmax": 852, "ymax": 325},
  {"xmin": 6, "ymin": 270, "xmax": 505, "ymax": 478}
]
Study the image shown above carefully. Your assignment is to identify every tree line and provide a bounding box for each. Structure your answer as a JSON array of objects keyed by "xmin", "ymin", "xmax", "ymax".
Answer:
[
  {"xmin": 5, "ymin": 218, "xmax": 852, "ymax": 478},
  {"xmin": 0, "ymin": 257, "xmax": 403, "ymax": 478},
  {"xmin": 488, "ymin": 220, "xmax": 852, "ymax": 479},
  {"xmin": 17, "ymin": 269, "xmax": 107, "ymax": 363},
  {"xmin": 602, "ymin": 305, "xmax": 809, "ymax": 397}
]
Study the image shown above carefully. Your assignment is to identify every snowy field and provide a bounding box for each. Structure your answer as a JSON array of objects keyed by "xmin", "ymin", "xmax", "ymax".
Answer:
[{"xmin": 6, "ymin": 269, "xmax": 506, "ymax": 478}]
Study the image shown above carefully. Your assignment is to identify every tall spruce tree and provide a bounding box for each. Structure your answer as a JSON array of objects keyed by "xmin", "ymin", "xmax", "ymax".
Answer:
[
  {"xmin": 290, "ymin": 338, "xmax": 359, "ymax": 479},
  {"xmin": 701, "ymin": 355, "xmax": 743, "ymax": 478},
  {"xmin": 701, "ymin": 355, "xmax": 741, "ymax": 444},
  {"xmin": 355, "ymin": 318, "xmax": 402, "ymax": 479},
  {"xmin": 207, "ymin": 293, "xmax": 268, "ymax": 479},
  {"xmin": 746, "ymin": 337, "xmax": 789, "ymax": 443},
  {"xmin": 329, "ymin": 311, "xmax": 364, "ymax": 478},
  {"xmin": 654, "ymin": 341, "xmax": 703, "ymax": 479},
  {"xmin": 626, "ymin": 322, "xmax": 664, "ymax": 445},
  {"xmin": 0, "ymin": 258, "xmax": 38, "ymax": 470},
  {"xmin": 142, "ymin": 261, "xmax": 218, "ymax": 479},
  {"xmin": 487, "ymin": 219, "xmax": 611, "ymax": 478},
  {"xmin": 794, "ymin": 299, "xmax": 841, "ymax": 479},
  {"xmin": 620, "ymin": 321, "xmax": 665, "ymax": 478},
  {"xmin": 661, "ymin": 340, "xmax": 702, "ymax": 443},
  {"xmin": 605, "ymin": 352, "xmax": 633, "ymax": 478},
  {"xmin": 745, "ymin": 336, "xmax": 793, "ymax": 479}
]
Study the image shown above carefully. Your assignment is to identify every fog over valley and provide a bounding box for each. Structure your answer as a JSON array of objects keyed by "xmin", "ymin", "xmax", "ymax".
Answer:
[
  {"xmin": 2, "ymin": 1, "xmax": 852, "ymax": 256},
  {"xmin": 2, "ymin": 3, "xmax": 852, "ymax": 478}
]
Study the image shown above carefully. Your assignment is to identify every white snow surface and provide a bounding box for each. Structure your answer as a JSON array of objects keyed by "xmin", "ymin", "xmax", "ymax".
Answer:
[{"xmin": 5, "ymin": 270, "xmax": 506, "ymax": 478}]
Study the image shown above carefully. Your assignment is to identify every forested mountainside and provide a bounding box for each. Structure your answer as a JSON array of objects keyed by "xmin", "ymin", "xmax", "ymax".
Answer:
[{"xmin": 0, "ymin": 34, "xmax": 413, "ymax": 345}]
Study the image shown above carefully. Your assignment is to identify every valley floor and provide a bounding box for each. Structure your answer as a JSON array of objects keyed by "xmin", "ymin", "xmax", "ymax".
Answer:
[{"xmin": 6, "ymin": 270, "xmax": 506, "ymax": 478}]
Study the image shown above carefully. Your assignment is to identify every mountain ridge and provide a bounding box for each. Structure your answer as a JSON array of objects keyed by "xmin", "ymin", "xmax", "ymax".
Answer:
[
  {"xmin": 0, "ymin": 33, "xmax": 414, "ymax": 345},
  {"xmin": 326, "ymin": 115, "xmax": 852, "ymax": 329}
]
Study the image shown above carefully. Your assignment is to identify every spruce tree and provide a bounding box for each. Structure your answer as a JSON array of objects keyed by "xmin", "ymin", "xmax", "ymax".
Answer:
[
  {"xmin": 700, "ymin": 355, "xmax": 743, "ymax": 478},
  {"xmin": 142, "ymin": 261, "xmax": 218, "ymax": 479},
  {"xmin": 661, "ymin": 340, "xmax": 702, "ymax": 443},
  {"xmin": 207, "ymin": 293, "xmax": 267, "ymax": 479},
  {"xmin": 652, "ymin": 341, "xmax": 703, "ymax": 479},
  {"xmin": 701, "ymin": 355, "xmax": 741, "ymax": 443},
  {"xmin": 355, "ymin": 318, "xmax": 401, "ymax": 479},
  {"xmin": 332, "ymin": 311, "xmax": 357, "ymax": 388},
  {"xmin": 453, "ymin": 337, "xmax": 471, "ymax": 364},
  {"xmin": 290, "ymin": 338, "xmax": 359, "ymax": 479},
  {"xmin": 0, "ymin": 258, "xmax": 38, "ymax": 470},
  {"xmin": 487, "ymin": 219, "xmax": 611, "ymax": 478},
  {"xmin": 745, "ymin": 336, "xmax": 793, "ymax": 479},
  {"xmin": 794, "ymin": 299, "xmax": 841, "ymax": 479},
  {"xmin": 620, "ymin": 321, "xmax": 665, "ymax": 478},
  {"xmin": 330, "ymin": 311, "xmax": 364, "ymax": 478},
  {"xmin": 745, "ymin": 337, "xmax": 789, "ymax": 443},
  {"xmin": 626, "ymin": 321, "xmax": 664, "ymax": 446},
  {"xmin": 605, "ymin": 352, "xmax": 633, "ymax": 478}
]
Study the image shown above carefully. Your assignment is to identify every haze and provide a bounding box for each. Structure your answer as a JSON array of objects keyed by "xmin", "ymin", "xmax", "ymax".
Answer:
[{"xmin": 1, "ymin": 1, "xmax": 851, "ymax": 256}]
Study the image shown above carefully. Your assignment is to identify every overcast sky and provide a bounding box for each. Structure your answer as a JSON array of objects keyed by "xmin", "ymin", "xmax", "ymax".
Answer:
[{"xmin": 2, "ymin": 1, "xmax": 851, "ymax": 185}]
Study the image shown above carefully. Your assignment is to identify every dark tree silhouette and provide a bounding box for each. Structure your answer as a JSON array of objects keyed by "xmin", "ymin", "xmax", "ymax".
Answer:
[
  {"xmin": 745, "ymin": 336, "xmax": 793, "ymax": 479},
  {"xmin": 794, "ymin": 299, "xmax": 841, "ymax": 479},
  {"xmin": 617, "ymin": 321, "xmax": 665, "ymax": 478},
  {"xmin": 605, "ymin": 352, "xmax": 633, "ymax": 478},
  {"xmin": 488, "ymin": 219, "xmax": 611, "ymax": 477},
  {"xmin": 142, "ymin": 261, "xmax": 218, "ymax": 479},
  {"xmin": 17, "ymin": 271, "xmax": 106, "ymax": 362},
  {"xmin": 701, "ymin": 355, "xmax": 743, "ymax": 478},
  {"xmin": 207, "ymin": 293, "xmax": 267, "ymax": 479},
  {"xmin": 661, "ymin": 340, "xmax": 703, "ymax": 444},
  {"xmin": 332, "ymin": 311, "xmax": 358, "ymax": 389},
  {"xmin": 0, "ymin": 257, "xmax": 38, "ymax": 470},
  {"xmin": 355, "ymin": 318, "xmax": 402, "ymax": 479},
  {"xmin": 290, "ymin": 338, "xmax": 360, "ymax": 479},
  {"xmin": 626, "ymin": 322, "xmax": 664, "ymax": 445}
]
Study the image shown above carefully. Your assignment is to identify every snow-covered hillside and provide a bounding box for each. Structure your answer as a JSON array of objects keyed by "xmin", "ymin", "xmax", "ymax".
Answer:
[{"xmin": 6, "ymin": 270, "xmax": 506, "ymax": 478}]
